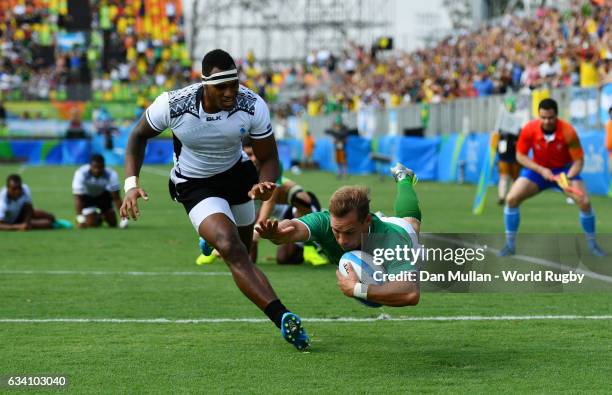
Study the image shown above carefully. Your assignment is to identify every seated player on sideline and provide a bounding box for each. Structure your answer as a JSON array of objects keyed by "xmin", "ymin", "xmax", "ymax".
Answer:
[
  {"xmin": 196, "ymin": 136, "xmax": 328, "ymax": 266},
  {"xmin": 0, "ymin": 174, "xmax": 71, "ymax": 231},
  {"xmin": 72, "ymin": 154, "xmax": 127, "ymax": 229},
  {"xmin": 499, "ymin": 98, "xmax": 605, "ymax": 257},
  {"xmin": 257, "ymin": 163, "xmax": 421, "ymax": 307}
]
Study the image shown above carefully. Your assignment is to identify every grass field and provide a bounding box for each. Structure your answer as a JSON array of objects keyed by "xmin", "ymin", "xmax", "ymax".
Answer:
[{"xmin": 1, "ymin": 165, "xmax": 611, "ymax": 393}]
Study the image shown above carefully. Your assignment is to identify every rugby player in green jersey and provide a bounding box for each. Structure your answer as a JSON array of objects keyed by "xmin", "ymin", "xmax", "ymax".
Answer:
[{"xmin": 257, "ymin": 163, "xmax": 422, "ymax": 307}]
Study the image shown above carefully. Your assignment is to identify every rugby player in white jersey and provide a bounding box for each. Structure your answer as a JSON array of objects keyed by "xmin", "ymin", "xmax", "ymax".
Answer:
[
  {"xmin": 120, "ymin": 49, "xmax": 309, "ymax": 350},
  {"xmin": 0, "ymin": 174, "xmax": 70, "ymax": 231},
  {"xmin": 72, "ymin": 154, "xmax": 127, "ymax": 228}
]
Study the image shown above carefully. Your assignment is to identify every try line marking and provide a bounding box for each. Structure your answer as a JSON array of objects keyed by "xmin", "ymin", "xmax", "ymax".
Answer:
[{"xmin": 1, "ymin": 316, "xmax": 611, "ymax": 324}]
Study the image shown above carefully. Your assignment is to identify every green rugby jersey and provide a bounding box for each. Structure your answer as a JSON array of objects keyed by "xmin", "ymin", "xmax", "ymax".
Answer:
[{"xmin": 297, "ymin": 211, "xmax": 418, "ymax": 274}]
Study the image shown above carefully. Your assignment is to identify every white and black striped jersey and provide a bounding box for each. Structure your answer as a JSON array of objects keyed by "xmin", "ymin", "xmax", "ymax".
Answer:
[
  {"xmin": 145, "ymin": 83, "xmax": 273, "ymax": 181},
  {"xmin": 72, "ymin": 165, "xmax": 120, "ymax": 197},
  {"xmin": 0, "ymin": 184, "xmax": 32, "ymax": 224}
]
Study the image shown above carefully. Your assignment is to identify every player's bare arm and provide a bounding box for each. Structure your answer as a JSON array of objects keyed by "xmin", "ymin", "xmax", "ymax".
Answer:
[
  {"xmin": 249, "ymin": 135, "xmax": 280, "ymax": 201},
  {"xmin": 255, "ymin": 218, "xmax": 309, "ymax": 245},
  {"xmin": 0, "ymin": 202, "xmax": 33, "ymax": 231},
  {"xmin": 335, "ymin": 264, "xmax": 419, "ymax": 307},
  {"xmin": 253, "ymin": 188, "xmax": 280, "ymax": 242},
  {"xmin": 120, "ymin": 115, "xmax": 158, "ymax": 220},
  {"xmin": 20, "ymin": 202, "xmax": 33, "ymax": 230},
  {"xmin": 0, "ymin": 220, "xmax": 22, "ymax": 230}
]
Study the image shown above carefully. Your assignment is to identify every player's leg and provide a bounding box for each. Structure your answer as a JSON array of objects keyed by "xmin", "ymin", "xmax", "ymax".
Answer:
[
  {"xmin": 82, "ymin": 207, "xmax": 101, "ymax": 227},
  {"xmin": 236, "ymin": 222, "xmax": 260, "ymax": 264},
  {"xmin": 32, "ymin": 209, "xmax": 55, "ymax": 222},
  {"xmin": 196, "ymin": 198, "xmax": 308, "ymax": 348},
  {"xmin": 199, "ymin": 213, "xmax": 309, "ymax": 349},
  {"xmin": 27, "ymin": 208, "xmax": 55, "ymax": 229},
  {"xmin": 277, "ymin": 243, "xmax": 304, "ymax": 264},
  {"xmin": 390, "ymin": 162, "xmax": 421, "ymax": 222},
  {"xmin": 199, "ymin": 213, "xmax": 280, "ymax": 306},
  {"xmin": 497, "ymin": 161, "xmax": 511, "ymax": 205},
  {"xmin": 97, "ymin": 192, "xmax": 117, "ymax": 227},
  {"xmin": 102, "ymin": 209, "xmax": 118, "ymax": 227},
  {"xmin": 498, "ymin": 175, "xmax": 541, "ymax": 256},
  {"xmin": 565, "ymin": 180, "xmax": 605, "ymax": 256}
]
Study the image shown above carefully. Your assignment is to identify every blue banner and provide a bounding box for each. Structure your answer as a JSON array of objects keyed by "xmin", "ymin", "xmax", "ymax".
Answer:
[
  {"xmin": 579, "ymin": 131, "xmax": 610, "ymax": 195},
  {"xmin": 277, "ymin": 141, "xmax": 292, "ymax": 170},
  {"xmin": 346, "ymin": 136, "xmax": 375, "ymax": 175},
  {"xmin": 11, "ymin": 141, "xmax": 43, "ymax": 164},
  {"xmin": 61, "ymin": 140, "xmax": 91, "ymax": 165},
  {"xmin": 437, "ymin": 134, "xmax": 463, "ymax": 182},
  {"xmin": 312, "ymin": 137, "xmax": 335, "ymax": 172},
  {"xmin": 396, "ymin": 136, "xmax": 440, "ymax": 181},
  {"xmin": 601, "ymin": 83, "xmax": 612, "ymax": 125},
  {"xmin": 373, "ymin": 136, "xmax": 399, "ymax": 175},
  {"xmin": 2, "ymin": 131, "xmax": 610, "ymax": 196},
  {"xmin": 459, "ymin": 133, "xmax": 491, "ymax": 184}
]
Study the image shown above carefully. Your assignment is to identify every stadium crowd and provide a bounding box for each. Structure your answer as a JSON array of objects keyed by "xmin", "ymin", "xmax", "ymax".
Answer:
[
  {"xmin": 0, "ymin": 1, "xmax": 610, "ymax": 117},
  {"xmin": 254, "ymin": 2, "xmax": 612, "ymax": 116},
  {"xmin": 0, "ymin": 0, "xmax": 191, "ymax": 103}
]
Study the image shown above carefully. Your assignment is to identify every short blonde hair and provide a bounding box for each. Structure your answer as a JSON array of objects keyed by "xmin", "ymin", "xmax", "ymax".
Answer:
[{"xmin": 329, "ymin": 186, "xmax": 370, "ymax": 222}]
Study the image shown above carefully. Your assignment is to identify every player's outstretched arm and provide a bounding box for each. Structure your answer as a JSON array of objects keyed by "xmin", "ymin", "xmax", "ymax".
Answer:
[
  {"xmin": 255, "ymin": 218, "xmax": 309, "ymax": 245},
  {"xmin": 336, "ymin": 265, "xmax": 420, "ymax": 307},
  {"xmin": 253, "ymin": 188, "xmax": 280, "ymax": 242},
  {"xmin": 120, "ymin": 116, "xmax": 158, "ymax": 220},
  {"xmin": 0, "ymin": 221, "xmax": 26, "ymax": 230},
  {"xmin": 248, "ymin": 181, "xmax": 276, "ymax": 201},
  {"xmin": 365, "ymin": 280, "xmax": 420, "ymax": 306},
  {"xmin": 251, "ymin": 135, "xmax": 280, "ymax": 201}
]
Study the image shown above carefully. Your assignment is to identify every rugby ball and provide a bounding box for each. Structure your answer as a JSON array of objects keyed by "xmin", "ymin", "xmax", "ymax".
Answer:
[{"xmin": 338, "ymin": 250, "xmax": 386, "ymax": 308}]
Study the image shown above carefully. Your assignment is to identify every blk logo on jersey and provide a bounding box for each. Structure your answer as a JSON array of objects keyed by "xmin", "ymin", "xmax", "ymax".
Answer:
[{"xmin": 206, "ymin": 115, "xmax": 222, "ymax": 121}]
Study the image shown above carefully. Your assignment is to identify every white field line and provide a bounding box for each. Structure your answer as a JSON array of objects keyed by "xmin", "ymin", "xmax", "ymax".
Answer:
[
  {"xmin": 0, "ymin": 315, "xmax": 611, "ymax": 324},
  {"xmin": 0, "ymin": 270, "xmax": 230, "ymax": 276},
  {"xmin": 422, "ymin": 234, "xmax": 612, "ymax": 284}
]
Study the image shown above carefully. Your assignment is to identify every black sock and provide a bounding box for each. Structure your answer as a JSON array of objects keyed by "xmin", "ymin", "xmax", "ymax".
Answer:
[{"xmin": 264, "ymin": 299, "xmax": 289, "ymax": 328}]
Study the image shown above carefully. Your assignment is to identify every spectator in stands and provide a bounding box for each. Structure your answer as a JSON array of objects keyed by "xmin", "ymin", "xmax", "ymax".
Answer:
[
  {"xmin": 0, "ymin": 174, "xmax": 70, "ymax": 231},
  {"xmin": 1, "ymin": 1, "xmax": 610, "ymax": 116},
  {"xmin": 473, "ymin": 72, "xmax": 495, "ymax": 97}
]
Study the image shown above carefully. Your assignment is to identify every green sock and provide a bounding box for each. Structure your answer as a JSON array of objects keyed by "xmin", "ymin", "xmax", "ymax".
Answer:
[{"xmin": 394, "ymin": 179, "xmax": 421, "ymax": 221}]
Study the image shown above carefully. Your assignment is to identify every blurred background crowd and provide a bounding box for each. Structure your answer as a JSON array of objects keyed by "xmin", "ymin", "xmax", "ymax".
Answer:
[{"xmin": 0, "ymin": 0, "xmax": 610, "ymax": 119}]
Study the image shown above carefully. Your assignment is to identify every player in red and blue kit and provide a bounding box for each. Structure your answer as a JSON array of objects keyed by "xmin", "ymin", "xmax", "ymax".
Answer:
[{"xmin": 499, "ymin": 98, "xmax": 605, "ymax": 257}]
